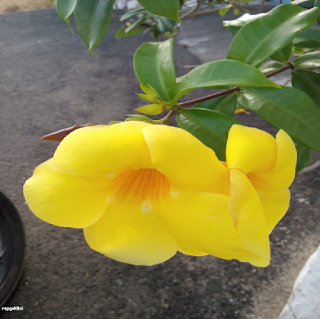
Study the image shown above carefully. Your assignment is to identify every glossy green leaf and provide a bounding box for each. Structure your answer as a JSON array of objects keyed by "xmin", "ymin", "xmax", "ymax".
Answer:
[
  {"xmin": 227, "ymin": 5, "xmax": 319, "ymax": 67},
  {"xmin": 270, "ymin": 42, "xmax": 292, "ymax": 63},
  {"xmin": 219, "ymin": 6, "xmax": 231, "ymax": 17},
  {"xmin": 137, "ymin": 0, "xmax": 180, "ymax": 22},
  {"xmin": 291, "ymin": 0, "xmax": 315, "ymax": 8},
  {"xmin": 292, "ymin": 69, "xmax": 320, "ymax": 107},
  {"xmin": 176, "ymin": 108, "xmax": 242, "ymax": 160},
  {"xmin": 258, "ymin": 61, "xmax": 284, "ymax": 75},
  {"xmin": 223, "ymin": 12, "xmax": 264, "ymax": 27},
  {"xmin": 120, "ymin": 8, "xmax": 147, "ymax": 21},
  {"xmin": 75, "ymin": 0, "xmax": 114, "ymax": 51},
  {"xmin": 154, "ymin": 16, "xmax": 176, "ymax": 33},
  {"xmin": 223, "ymin": 13, "xmax": 265, "ymax": 35},
  {"xmin": 116, "ymin": 26, "xmax": 145, "ymax": 38},
  {"xmin": 238, "ymin": 86, "xmax": 320, "ymax": 151},
  {"xmin": 293, "ymin": 27, "xmax": 320, "ymax": 49},
  {"xmin": 295, "ymin": 144, "xmax": 312, "ymax": 173},
  {"xmin": 56, "ymin": 0, "xmax": 77, "ymax": 30},
  {"xmin": 293, "ymin": 51, "xmax": 320, "ymax": 69},
  {"xmin": 173, "ymin": 60, "xmax": 279, "ymax": 103},
  {"xmin": 194, "ymin": 92, "xmax": 237, "ymax": 117},
  {"xmin": 134, "ymin": 39, "xmax": 176, "ymax": 102},
  {"xmin": 125, "ymin": 14, "xmax": 152, "ymax": 33}
]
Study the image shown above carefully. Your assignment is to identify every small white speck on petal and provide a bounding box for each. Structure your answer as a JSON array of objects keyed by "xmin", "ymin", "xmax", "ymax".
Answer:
[
  {"xmin": 170, "ymin": 189, "xmax": 180, "ymax": 198},
  {"xmin": 141, "ymin": 199, "xmax": 153, "ymax": 214}
]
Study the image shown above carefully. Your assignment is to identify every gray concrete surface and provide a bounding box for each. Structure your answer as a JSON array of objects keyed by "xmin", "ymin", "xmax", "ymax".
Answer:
[
  {"xmin": 279, "ymin": 246, "xmax": 320, "ymax": 319},
  {"xmin": 0, "ymin": 8, "xmax": 320, "ymax": 319}
]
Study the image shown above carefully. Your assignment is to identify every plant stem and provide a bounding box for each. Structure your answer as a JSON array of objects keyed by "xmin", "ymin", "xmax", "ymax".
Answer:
[
  {"xmin": 299, "ymin": 161, "xmax": 320, "ymax": 174},
  {"xmin": 162, "ymin": 63, "xmax": 294, "ymax": 123},
  {"xmin": 160, "ymin": 109, "xmax": 176, "ymax": 124},
  {"xmin": 178, "ymin": 87, "xmax": 240, "ymax": 108},
  {"xmin": 265, "ymin": 63, "xmax": 294, "ymax": 78}
]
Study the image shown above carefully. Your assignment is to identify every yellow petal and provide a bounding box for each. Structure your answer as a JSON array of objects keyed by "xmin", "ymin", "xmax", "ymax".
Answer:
[
  {"xmin": 84, "ymin": 197, "xmax": 177, "ymax": 266},
  {"xmin": 260, "ymin": 189, "xmax": 290, "ymax": 234},
  {"xmin": 153, "ymin": 190, "xmax": 268, "ymax": 267},
  {"xmin": 23, "ymin": 159, "xmax": 110, "ymax": 228},
  {"xmin": 226, "ymin": 125, "xmax": 277, "ymax": 174},
  {"xmin": 248, "ymin": 130, "xmax": 297, "ymax": 192},
  {"xmin": 229, "ymin": 168, "xmax": 270, "ymax": 263},
  {"xmin": 53, "ymin": 122, "xmax": 152, "ymax": 177},
  {"xmin": 142, "ymin": 125, "xmax": 230, "ymax": 194}
]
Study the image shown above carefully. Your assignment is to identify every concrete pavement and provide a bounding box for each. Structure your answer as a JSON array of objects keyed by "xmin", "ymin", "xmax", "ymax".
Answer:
[{"xmin": 0, "ymin": 8, "xmax": 319, "ymax": 319}]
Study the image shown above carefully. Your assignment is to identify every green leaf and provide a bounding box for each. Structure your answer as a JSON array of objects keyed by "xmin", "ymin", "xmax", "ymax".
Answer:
[
  {"xmin": 315, "ymin": 0, "xmax": 320, "ymax": 24},
  {"xmin": 154, "ymin": 16, "xmax": 176, "ymax": 33},
  {"xmin": 270, "ymin": 42, "xmax": 292, "ymax": 63},
  {"xmin": 136, "ymin": 94, "xmax": 158, "ymax": 103},
  {"xmin": 140, "ymin": 84, "xmax": 161, "ymax": 98},
  {"xmin": 292, "ymin": 46, "xmax": 307, "ymax": 56},
  {"xmin": 56, "ymin": 0, "xmax": 77, "ymax": 30},
  {"xmin": 176, "ymin": 108, "xmax": 242, "ymax": 161},
  {"xmin": 223, "ymin": 13, "xmax": 265, "ymax": 35},
  {"xmin": 258, "ymin": 61, "xmax": 284, "ymax": 75},
  {"xmin": 233, "ymin": 8, "xmax": 239, "ymax": 16},
  {"xmin": 149, "ymin": 25, "xmax": 162, "ymax": 38},
  {"xmin": 295, "ymin": 144, "xmax": 312, "ymax": 173},
  {"xmin": 293, "ymin": 51, "xmax": 320, "ymax": 69},
  {"xmin": 227, "ymin": 5, "xmax": 319, "ymax": 67},
  {"xmin": 225, "ymin": 26, "xmax": 241, "ymax": 35},
  {"xmin": 292, "ymin": 69, "xmax": 320, "ymax": 107},
  {"xmin": 291, "ymin": 0, "xmax": 315, "ymax": 8},
  {"xmin": 126, "ymin": 114, "xmax": 155, "ymax": 123},
  {"xmin": 125, "ymin": 14, "xmax": 152, "ymax": 33},
  {"xmin": 293, "ymin": 27, "xmax": 320, "ymax": 49},
  {"xmin": 116, "ymin": 26, "xmax": 145, "ymax": 38},
  {"xmin": 75, "ymin": 0, "xmax": 114, "ymax": 51},
  {"xmin": 135, "ymin": 104, "xmax": 168, "ymax": 115},
  {"xmin": 219, "ymin": 6, "xmax": 231, "ymax": 17},
  {"xmin": 194, "ymin": 92, "xmax": 237, "ymax": 117},
  {"xmin": 223, "ymin": 13, "xmax": 265, "ymax": 29},
  {"xmin": 134, "ymin": 39, "xmax": 176, "ymax": 102},
  {"xmin": 237, "ymin": 86, "xmax": 320, "ymax": 151},
  {"xmin": 120, "ymin": 8, "xmax": 147, "ymax": 21},
  {"xmin": 137, "ymin": 0, "xmax": 180, "ymax": 22},
  {"xmin": 173, "ymin": 60, "xmax": 279, "ymax": 103}
]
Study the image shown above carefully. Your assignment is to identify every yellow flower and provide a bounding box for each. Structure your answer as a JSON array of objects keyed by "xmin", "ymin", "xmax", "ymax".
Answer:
[{"xmin": 23, "ymin": 122, "xmax": 296, "ymax": 267}]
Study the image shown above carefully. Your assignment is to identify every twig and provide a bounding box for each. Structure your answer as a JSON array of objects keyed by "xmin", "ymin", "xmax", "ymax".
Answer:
[
  {"xmin": 42, "ymin": 63, "xmax": 296, "ymax": 138},
  {"xmin": 159, "ymin": 63, "xmax": 294, "ymax": 123},
  {"xmin": 259, "ymin": 0, "xmax": 266, "ymax": 13},
  {"xmin": 178, "ymin": 62, "xmax": 200, "ymax": 69},
  {"xmin": 299, "ymin": 161, "xmax": 320, "ymax": 174},
  {"xmin": 160, "ymin": 109, "xmax": 176, "ymax": 124},
  {"xmin": 265, "ymin": 63, "xmax": 294, "ymax": 78},
  {"xmin": 180, "ymin": 0, "xmax": 205, "ymax": 20},
  {"xmin": 178, "ymin": 87, "xmax": 240, "ymax": 108}
]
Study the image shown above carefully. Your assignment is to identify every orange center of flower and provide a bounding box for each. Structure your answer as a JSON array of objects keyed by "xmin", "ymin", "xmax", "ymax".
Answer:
[{"xmin": 110, "ymin": 169, "xmax": 170, "ymax": 203}]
